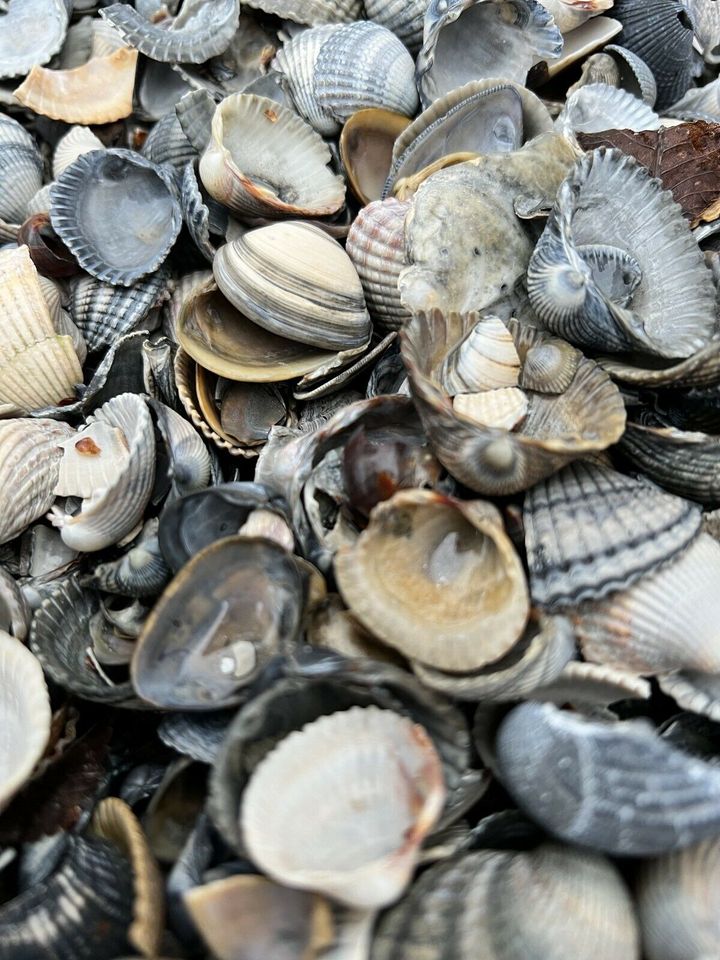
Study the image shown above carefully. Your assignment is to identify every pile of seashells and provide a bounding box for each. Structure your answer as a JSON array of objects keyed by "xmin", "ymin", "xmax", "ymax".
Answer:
[{"xmin": 4, "ymin": 0, "xmax": 720, "ymax": 957}]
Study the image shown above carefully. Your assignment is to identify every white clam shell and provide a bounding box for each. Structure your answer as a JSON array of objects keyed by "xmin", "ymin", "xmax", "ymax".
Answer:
[
  {"xmin": 555, "ymin": 82, "xmax": 660, "ymax": 136},
  {"xmin": 439, "ymin": 316, "xmax": 522, "ymax": 392},
  {"xmin": 241, "ymin": 705, "xmax": 446, "ymax": 909},
  {"xmin": 54, "ymin": 421, "xmax": 131, "ymax": 500}
]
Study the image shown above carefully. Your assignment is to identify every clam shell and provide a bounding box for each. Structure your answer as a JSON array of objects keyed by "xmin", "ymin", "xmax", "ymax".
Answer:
[
  {"xmin": 603, "ymin": 43, "xmax": 658, "ymax": 105},
  {"xmin": 0, "ymin": 0, "xmax": 69, "ymax": 80},
  {"xmin": 13, "ymin": 46, "xmax": 139, "ymax": 124},
  {"xmin": 575, "ymin": 532, "xmax": 720, "ymax": 675},
  {"xmin": 364, "ymin": 0, "xmax": 426, "ymax": 52},
  {"xmin": 199, "ymin": 93, "xmax": 345, "ymax": 221},
  {"xmin": 50, "ymin": 149, "xmax": 182, "ymax": 287},
  {"xmin": 100, "ymin": 0, "xmax": 240, "ymax": 63},
  {"xmin": 0, "ymin": 135, "xmax": 43, "ymax": 225},
  {"xmin": 495, "ymin": 701, "xmax": 720, "ymax": 855},
  {"xmin": 527, "ymin": 148, "xmax": 716, "ymax": 359},
  {"xmin": 345, "ymin": 197, "xmax": 410, "ymax": 332},
  {"xmin": 52, "ymin": 125, "xmax": 105, "ymax": 180},
  {"xmin": 243, "ymin": 0, "xmax": 362, "ymax": 24},
  {"xmin": 0, "ymin": 418, "xmax": 74, "ymax": 545},
  {"xmin": 48, "ymin": 393, "xmax": 156, "ymax": 552},
  {"xmin": 555, "ymin": 82, "xmax": 660, "ymax": 136},
  {"xmin": 524, "ymin": 460, "xmax": 702, "ymax": 610},
  {"xmin": 213, "ymin": 223, "xmax": 371, "ymax": 351},
  {"xmin": 71, "ymin": 270, "xmax": 167, "ymax": 355},
  {"xmin": 401, "ymin": 311, "xmax": 626, "ymax": 495},
  {"xmin": 438, "ymin": 316, "xmax": 521, "ymax": 392},
  {"xmin": 340, "ymin": 108, "xmax": 412, "ymax": 205},
  {"xmin": 417, "ymin": 0, "xmax": 563, "ymax": 108},
  {"xmin": 0, "ymin": 332, "xmax": 81, "ymax": 414},
  {"xmin": 335, "ymin": 489, "xmax": 530, "ymax": 671},
  {"xmin": 241, "ymin": 706, "xmax": 446, "ymax": 909},
  {"xmin": 138, "ymin": 58, "xmax": 193, "ymax": 121},
  {"xmin": 518, "ymin": 336, "xmax": 580, "ymax": 393}
]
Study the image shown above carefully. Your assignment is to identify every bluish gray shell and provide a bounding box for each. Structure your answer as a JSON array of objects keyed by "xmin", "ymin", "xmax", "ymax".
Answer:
[{"xmin": 71, "ymin": 270, "xmax": 168, "ymax": 353}]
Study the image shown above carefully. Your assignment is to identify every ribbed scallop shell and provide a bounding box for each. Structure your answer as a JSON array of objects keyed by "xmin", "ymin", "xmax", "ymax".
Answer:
[
  {"xmin": 335, "ymin": 490, "xmax": 530, "ymax": 671},
  {"xmin": 53, "ymin": 125, "xmax": 105, "ymax": 180},
  {"xmin": 100, "ymin": 0, "xmax": 240, "ymax": 63},
  {"xmin": 345, "ymin": 197, "xmax": 410, "ymax": 331},
  {"xmin": 273, "ymin": 25, "xmax": 339, "ymax": 137},
  {"xmin": 243, "ymin": 0, "xmax": 362, "ymax": 24},
  {"xmin": 365, "ymin": 0, "xmax": 425, "ymax": 51},
  {"xmin": 0, "ymin": 140, "xmax": 43, "ymax": 224},
  {"xmin": 13, "ymin": 47, "xmax": 139, "ymax": 124},
  {"xmin": 438, "ymin": 316, "xmax": 521, "ymax": 392},
  {"xmin": 0, "ymin": 336, "xmax": 82, "ymax": 413},
  {"xmin": 241, "ymin": 706, "xmax": 446, "ymax": 909},
  {"xmin": 0, "ymin": 632, "xmax": 51, "ymax": 811},
  {"xmin": 0, "ymin": 0, "xmax": 69, "ymax": 80},
  {"xmin": 71, "ymin": 271, "xmax": 168, "ymax": 354},
  {"xmin": 50, "ymin": 149, "xmax": 182, "ymax": 287},
  {"xmin": 555, "ymin": 83, "xmax": 660, "ymax": 136},
  {"xmin": 524, "ymin": 460, "xmax": 702, "ymax": 610},
  {"xmin": 198, "ymin": 93, "xmax": 345, "ymax": 221},
  {"xmin": 575, "ymin": 532, "xmax": 720, "ymax": 675},
  {"xmin": 527, "ymin": 148, "xmax": 716, "ymax": 359},
  {"xmin": 49, "ymin": 394, "xmax": 156, "ymax": 552},
  {"xmin": 495, "ymin": 701, "xmax": 720, "ymax": 855}
]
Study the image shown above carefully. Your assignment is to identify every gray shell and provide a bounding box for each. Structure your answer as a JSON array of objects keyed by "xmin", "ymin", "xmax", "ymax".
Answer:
[
  {"xmin": 79, "ymin": 519, "xmax": 171, "ymax": 597},
  {"xmin": 141, "ymin": 110, "xmax": 197, "ymax": 172},
  {"xmin": 0, "ymin": 0, "xmax": 69, "ymax": 79},
  {"xmin": 0, "ymin": 118, "xmax": 43, "ymax": 225},
  {"xmin": 364, "ymin": 0, "xmax": 425, "ymax": 52},
  {"xmin": 175, "ymin": 89, "xmax": 217, "ymax": 153},
  {"xmin": 71, "ymin": 271, "xmax": 168, "ymax": 354}
]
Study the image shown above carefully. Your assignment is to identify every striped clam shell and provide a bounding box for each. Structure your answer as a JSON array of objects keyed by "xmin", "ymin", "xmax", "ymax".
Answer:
[
  {"xmin": 0, "ymin": 0, "xmax": 69, "ymax": 80},
  {"xmin": 364, "ymin": 0, "xmax": 426, "ymax": 52},
  {"xmin": 99, "ymin": 0, "xmax": 240, "ymax": 63},
  {"xmin": 242, "ymin": 0, "xmax": 362, "ymax": 24},
  {"xmin": 523, "ymin": 460, "xmax": 702, "ymax": 610},
  {"xmin": 71, "ymin": 271, "xmax": 168, "ymax": 354},
  {"xmin": 345, "ymin": 197, "xmax": 410, "ymax": 332}
]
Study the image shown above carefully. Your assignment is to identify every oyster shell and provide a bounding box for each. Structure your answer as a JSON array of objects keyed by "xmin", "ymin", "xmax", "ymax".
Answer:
[
  {"xmin": 0, "ymin": 0, "xmax": 69, "ymax": 80},
  {"xmin": 241, "ymin": 706, "xmax": 445, "ymax": 908}
]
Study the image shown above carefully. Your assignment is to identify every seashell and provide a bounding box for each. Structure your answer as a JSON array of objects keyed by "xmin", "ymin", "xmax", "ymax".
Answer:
[
  {"xmin": 599, "ymin": 339, "xmax": 720, "ymax": 389},
  {"xmin": 0, "ymin": 632, "xmax": 51, "ymax": 812},
  {"xmin": 100, "ymin": 0, "xmax": 240, "ymax": 63},
  {"xmin": 241, "ymin": 706, "xmax": 446, "ymax": 908},
  {"xmin": 0, "ymin": 418, "xmax": 74, "ymax": 545},
  {"xmin": 658, "ymin": 670, "xmax": 720, "ymax": 724},
  {"xmin": 199, "ymin": 93, "xmax": 345, "ymax": 221},
  {"xmin": 495, "ymin": 700, "xmax": 720, "ymax": 855},
  {"xmin": 213, "ymin": 223, "xmax": 371, "ymax": 351},
  {"xmin": 138, "ymin": 58, "xmax": 193, "ymax": 121},
  {"xmin": 52, "ymin": 125, "xmax": 105, "ymax": 180},
  {"xmin": 194, "ymin": 376, "xmax": 287, "ymax": 451},
  {"xmin": 685, "ymin": 0, "xmax": 720, "ymax": 63},
  {"xmin": 133, "ymin": 535, "xmax": 306, "ymax": 709},
  {"xmin": 16, "ymin": 211, "xmax": 80, "ymax": 280},
  {"xmin": 335, "ymin": 489, "xmax": 530, "ymax": 671},
  {"xmin": 452, "ymin": 387, "xmax": 529, "ymax": 430},
  {"xmin": 48, "ymin": 393, "xmax": 156, "ymax": 552},
  {"xmin": 0, "ymin": 568, "xmax": 30, "ymax": 640},
  {"xmin": 340, "ymin": 108, "xmax": 412, "ymax": 206},
  {"xmin": 567, "ymin": 43, "xmax": 658, "ymax": 106},
  {"xmin": 524, "ymin": 459, "xmax": 702, "ymax": 610},
  {"xmin": 0, "ymin": 122, "xmax": 43, "ymax": 225},
  {"xmin": 401, "ymin": 311, "xmax": 626, "ymax": 495},
  {"xmin": 372, "ymin": 843, "xmax": 640, "ymax": 960},
  {"xmin": 365, "ymin": 0, "xmax": 426, "ymax": 52},
  {"xmin": 555, "ymin": 82, "xmax": 660, "ymax": 136},
  {"xmin": 539, "ymin": 0, "xmax": 614, "ymax": 32},
  {"xmin": 528, "ymin": 148, "xmax": 716, "ymax": 358},
  {"xmin": 50, "ymin": 149, "xmax": 182, "ymax": 287},
  {"xmin": 175, "ymin": 89, "xmax": 217, "ymax": 155},
  {"xmin": 13, "ymin": 46, "xmax": 139, "ymax": 124},
  {"xmin": 610, "ymin": 0, "xmax": 695, "ymax": 110},
  {"xmin": 180, "ymin": 161, "xmax": 225, "ymax": 262},
  {"xmin": 150, "ymin": 398, "xmax": 212, "ymax": 499},
  {"xmin": 141, "ymin": 109, "xmax": 196, "ymax": 173},
  {"xmin": 243, "ymin": 0, "xmax": 362, "ymax": 25},
  {"xmin": 346, "ymin": 197, "xmax": 410, "ymax": 332},
  {"xmin": 575, "ymin": 532, "xmax": 720, "ymax": 675},
  {"xmin": 158, "ymin": 709, "xmax": 235, "ymax": 764},
  {"xmin": 384, "ymin": 79, "xmax": 554, "ymax": 198},
  {"xmin": 438, "ymin": 316, "xmax": 521, "ymax": 392},
  {"xmin": 518, "ymin": 336, "xmax": 580, "ymax": 394},
  {"xmin": 80, "ymin": 518, "xmax": 171, "ymax": 598},
  {"xmin": 273, "ymin": 22, "xmax": 418, "ymax": 137},
  {"xmin": 528, "ymin": 659, "xmax": 652, "ymax": 705},
  {"xmin": 0, "ymin": 0, "xmax": 69, "ymax": 80},
  {"xmin": 71, "ymin": 270, "xmax": 167, "ymax": 355},
  {"xmin": 417, "ymin": 0, "xmax": 563, "ymax": 108}
]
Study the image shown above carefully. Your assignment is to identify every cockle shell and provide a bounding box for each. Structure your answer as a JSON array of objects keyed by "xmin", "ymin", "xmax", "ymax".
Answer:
[
  {"xmin": 555, "ymin": 82, "xmax": 660, "ymax": 136},
  {"xmin": 241, "ymin": 706, "xmax": 446, "ymax": 908},
  {"xmin": 0, "ymin": 0, "xmax": 69, "ymax": 80},
  {"xmin": 141, "ymin": 110, "xmax": 197, "ymax": 172},
  {"xmin": 81, "ymin": 518, "xmax": 170, "ymax": 598},
  {"xmin": 495, "ymin": 701, "xmax": 720, "ymax": 855},
  {"xmin": 335, "ymin": 489, "xmax": 530, "ymax": 671},
  {"xmin": 438, "ymin": 316, "xmax": 521, "ymax": 392},
  {"xmin": 150, "ymin": 399, "xmax": 212, "ymax": 499},
  {"xmin": 365, "ymin": 0, "xmax": 426, "ymax": 51},
  {"xmin": 243, "ymin": 0, "xmax": 362, "ymax": 24},
  {"xmin": 49, "ymin": 393, "xmax": 156, "ymax": 552},
  {"xmin": 567, "ymin": 43, "xmax": 657, "ymax": 105},
  {"xmin": 340, "ymin": 108, "xmax": 412, "ymax": 205},
  {"xmin": 453, "ymin": 387, "xmax": 529, "ymax": 430},
  {"xmin": 0, "ymin": 114, "xmax": 43, "ymax": 225},
  {"xmin": 52, "ymin": 125, "xmax": 105, "ymax": 180},
  {"xmin": 523, "ymin": 460, "xmax": 701, "ymax": 609},
  {"xmin": 71, "ymin": 270, "xmax": 167, "ymax": 354}
]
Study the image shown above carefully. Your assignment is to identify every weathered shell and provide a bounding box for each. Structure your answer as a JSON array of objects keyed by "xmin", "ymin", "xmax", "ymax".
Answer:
[
  {"xmin": 71, "ymin": 271, "xmax": 167, "ymax": 354},
  {"xmin": 568, "ymin": 44, "xmax": 658, "ymax": 106},
  {"xmin": 658, "ymin": 670, "xmax": 720, "ymax": 723},
  {"xmin": 151, "ymin": 398, "xmax": 212, "ymax": 499},
  {"xmin": 100, "ymin": 0, "xmax": 241, "ymax": 63},
  {"xmin": 528, "ymin": 148, "xmax": 716, "ymax": 358},
  {"xmin": 417, "ymin": 0, "xmax": 563, "ymax": 108},
  {"xmin": 495, "ymin": 701, "xmax": 720, "ymax": 855},
  {"xmin": 138, "ymin": 58, "xmax": 193, "ymax": 121},
  {"xmin": 80, "ymin": 518, "xmax": 171, "ymax": 598},
  {"xmin": 0, "ymin": 116, "xmax": 43, "ymax": 225},
  {"xmin": 52, "ymin": 125, "xmax": 105, "ymax": 180},
  {"xmin": 243, "ymin": 0, "xmax": 362, "ymax": 23},
  {"xmin": 685, "ymin": 0, "xmax": 720, "ymax": 63},
  {"xmin": 340, "ymin": 108, "xmax": 412, "ymax": 205},
  {"xmin": 199, "ymin": 93, "xmax": 345, "ymax": 221},
  {"xmin": 401, "ymin": 312, "xmax": 626, "ymax": 495},
  {"xmin": 175, "ymin": 89, "xmax": 216, "ymax": 154},
  {"xmin": 453, "ymin": 387, "xmax": 529, "ymax": 430},
  {"xmin": 241, "ymin": 706, "xmax": 445, "ymax": 908},
  {"xmin": 365, "ymin": 0, "xmax": 426, "ymax": 51},
  {"xmin": 372, "ymin": 843, "xmax": 640, "ymax": 960},
  {"xmin": 141, "ymin": 110, "xmax": 196, "ymax": 172},
  {"xmin": 14, "ymin": 46, "xmax": 139, "ymax": 124},
  {"xmin": 50, "ymin": 149, "xmax": 182, "ymax": 287},
  {"xmin": 524, "ymin": 460, "xmax": 701, "ymax": 610},
  {"xmin": 0, "ymin": 0, "xmax": 69, "ymax": 80},
  {"xmin": 48, "ymin": 393, "xmax": 156, "ymax": 552},
  {"xmin": 539, "ymin": 0, "xmax": 614, "ymax": 31},
  {"xmin": 213, "ymin": 223, "xmax": 371, "ymax": 351},
  {"xmin": 438, "ymin": 316, "xmax": 521, "ymax": 392},
  {"xmin": 335, "ymin": 489, "xmax": 530, "ymax": 671},
  {"xmin": 555, "ymin": 82, "xmax": 660, "ymax": 136},
  {"xmin": 528, "ymin": 660, "xmax": 652, "ymax": 706}
]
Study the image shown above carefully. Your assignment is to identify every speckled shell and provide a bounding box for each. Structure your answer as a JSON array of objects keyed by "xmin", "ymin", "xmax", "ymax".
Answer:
[
  {"xmin": 496, "ymin": 701, "xmax": 720, "ymax": 856},
  {"xmin": 0, "ymin": 0, "xmax": 69, "ymax": 80},
  {"xmin": 523, "ymin": 460, "xmax": 701, "ymax": 610},
  {"xmin": 71, "ymin": 271, "xmax": 167, "ymax": 354}
]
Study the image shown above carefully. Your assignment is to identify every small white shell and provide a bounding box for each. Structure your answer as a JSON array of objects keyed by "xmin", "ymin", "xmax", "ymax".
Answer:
[
  {"xmin": 54, "ymin": 421, "xmax": 131, "ymax": 500},
  {"xmin": 53, "ymin": 125, "xmax": 105, "ymax": 179},
  {"xmin": 555, "ymin": 83, "xmax": 660, "ymax": 136},
  {"xmin": 439, "ymin": 316, "xmax": 521, "ymax": 393},
  {"xmin": 0, "ymin": 0, "xmax": 69, "ymax": 80}
]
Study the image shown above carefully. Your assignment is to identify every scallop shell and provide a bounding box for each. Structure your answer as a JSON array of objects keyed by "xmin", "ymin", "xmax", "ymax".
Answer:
[
  {"xmin": 364, "ymin": 0, "xmax": 426, "ymax": 52},
  {"xmin": 241, "ymin": 706, "xmax": 446, "ymax": 909},
  {"xmin": 555, "ymin": 82, "xmax": 660, "ymax": 136},
  {"xmin": 527, "ymin": 148, "xmax": 716, "ymax": 359},
  {"xmin": 100, "ymin": 0, "xmax": 240, "ymax": 63},
  {"xmin": 495, "ymin": 701, "xmax": 720, "ymax": 855},
  {"xmin": 0, "ymin": 0, "xmax": 69, "ymax": 80},
  {"xmin": 524, "ymin": 460, "xmax": 702, "ymax": 610},
  {"xmin": 438, "ymin": 316, "xmax": 521, "ymax": 392},
  {"xmin": 345, "ymin": 197, "xmax": 410, "ymax": 332},
  {"xmin": 71, "ymin": 270, "xmax": 167, "ymax": 355},
  {"xmin": 242, "ymin": 0, "xmax": 362, "ymax": 24},
  {"xmin": 48, "ymin": 393, "xmax": 156, "ymax": 552},
  {"xmin": 198, "ymin": 93, "xmax": 345, "ymax": 221},
  {"xmin": 0, "ymin": 129, "xmax": 43, "ymax": 225},
  {"xmin": 400, "ymin": 311, "xmax": 626, "ymax": 495},
  {"xmin": 0, "ymin": 632, "xmax": 51, "ymax": 812},
  {"xmin": 417, "ymin": 0, "xmax": 563, "ymax": 108},
  {"xmin": 13, "ymin": 46, "xmax": 139, "ymax": 124},
  {"xmin": 335, "ymin": 489, "xmax": 530, "ymax": 671},
  {"xmin": 53, "ymin": 125, "xmax": 105, "ymax": 180},
  {"xmin": 213, "ymin": 223, "xmax": 371, "ymax": 351},
  {"xmin": 50, "ymin": 149, "xmax": 182, "ymax": 287}
]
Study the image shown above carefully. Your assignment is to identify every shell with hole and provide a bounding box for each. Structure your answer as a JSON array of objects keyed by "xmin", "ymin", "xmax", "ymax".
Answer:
[
  {"xmin": 199, "ymin": 93, "xmax": 346, "ymax": 221},
  {"xmin": 241, "ymin": 705, "xmax": 446, "ymax": 908},
  {"xmin": 335, "ymin": 489, "xmax": 530, "ymax": 671}
]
